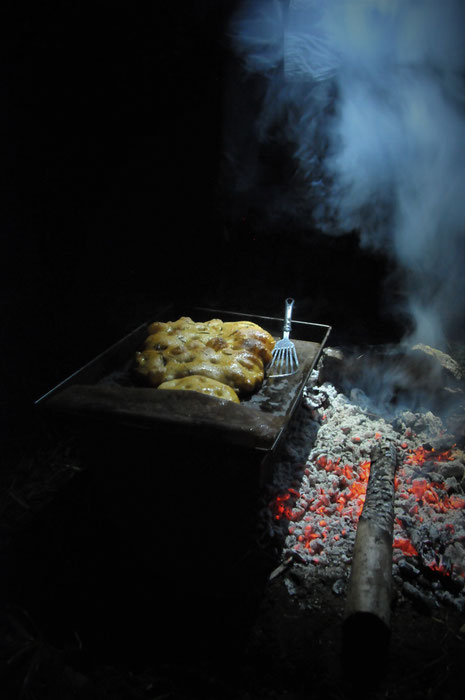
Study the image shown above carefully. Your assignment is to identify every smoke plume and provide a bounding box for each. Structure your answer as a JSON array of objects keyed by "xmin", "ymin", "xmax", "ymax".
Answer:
[{"xmin": 230, "ymin": 0, "xmax": 465, "ymax": 347}]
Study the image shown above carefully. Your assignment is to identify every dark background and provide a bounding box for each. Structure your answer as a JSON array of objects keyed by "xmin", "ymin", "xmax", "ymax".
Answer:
[{"xmin": 1, "ymin": 1, "xmax": 399, "ymax": 439}]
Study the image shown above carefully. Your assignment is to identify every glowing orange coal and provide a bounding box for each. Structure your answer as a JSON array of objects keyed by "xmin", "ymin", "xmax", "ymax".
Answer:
[
  {"xmin": 395, "ymin": 444, "xmax": 464, "ymax": 513},
  {"xmin": 271, "ymin": 457, "xmax": 372, "ymax": 558},
  {"xmin": 404, "ymin": 445, "xmax": 455, "ymax": 466},
  {"xmin": 393, "ymin": 538, "xmax": 418, "ymax": 557},
  {"xmin": 392, "ymin": 444, "xmax": 465, "ymax": 579},
  {"xmin": 272, "ymin": 440, "xmax": 464, "ymax": 575},
  {"xmin": 428, "ymin": 560, "xmax": 452, "ymax": 577},
  {"xmin": 409, "ymin": 481, "xmax": 465, "ymax": 513},
  {"xmin": 271, "ymin": 489, "xmax": 301, "ymax": 521}
]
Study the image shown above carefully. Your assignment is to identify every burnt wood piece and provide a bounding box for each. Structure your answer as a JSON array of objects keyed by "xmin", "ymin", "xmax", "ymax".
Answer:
[
  {"xmin": 44, "ymin": 384, "xmax": 285, "ymax": 450},
  {"xmin": 342, "ymin": 441, "xmax": 397, "ymax": 678}
]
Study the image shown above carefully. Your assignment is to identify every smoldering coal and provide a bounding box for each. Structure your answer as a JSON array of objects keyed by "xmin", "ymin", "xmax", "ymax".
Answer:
[
  {"xmin": 230, "ymin": 0, "xmax": 465, "ymax": 347},
  {"xmin": 263, "ymin": 375, "xmax": 465, "ymax": 613}
]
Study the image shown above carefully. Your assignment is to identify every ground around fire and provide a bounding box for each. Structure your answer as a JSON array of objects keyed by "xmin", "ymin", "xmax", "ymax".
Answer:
[{"xmin": 1, "ymin": 338, "xmax": 464, "ymax": 700}]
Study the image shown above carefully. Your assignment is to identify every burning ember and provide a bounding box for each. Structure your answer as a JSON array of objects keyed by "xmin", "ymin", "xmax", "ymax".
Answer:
[
  {"xmin": 393, "ymin": 442, "xmax": 465, "ymax": 594},
  {"xmin": 264, "ymin": 370, "xmax": 465, "ymax": 613},
  {"xmin": 271, "ymin": 455, "xmax": 371, "ymax": 561}
]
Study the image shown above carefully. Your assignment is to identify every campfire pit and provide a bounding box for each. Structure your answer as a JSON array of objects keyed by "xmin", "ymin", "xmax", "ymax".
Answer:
[
  {"xmin": 3, "ymin": 330, "xmax": 465, "ymax": 698},
  {"xmin": 260, "ymin": 342, "xmax": 465, "ymax": 688}
]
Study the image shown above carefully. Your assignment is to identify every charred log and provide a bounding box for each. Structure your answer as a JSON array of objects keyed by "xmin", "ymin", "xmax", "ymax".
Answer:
[{"xmin": 342, "ymin": 441, "xmax": 397, "ymax": 679}]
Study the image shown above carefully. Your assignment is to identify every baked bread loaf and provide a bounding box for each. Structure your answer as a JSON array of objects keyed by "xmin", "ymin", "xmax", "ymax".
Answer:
[
  {"xmin": 157, "ymin": 375, "xmax": 240, "ymax": 403},
  {"xmin": 134, "ymin": 316, "xmax": 275, "ymax": 396}
]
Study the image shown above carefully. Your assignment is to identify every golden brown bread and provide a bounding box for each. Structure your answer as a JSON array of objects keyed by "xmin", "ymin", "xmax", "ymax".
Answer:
[
  {"xmin": 134, "ymin": 316, "xmax": 275, "ymax": 396},
  {"xmin": 157, "ymin": 375, "xmax": 240, "ymax": 403}
]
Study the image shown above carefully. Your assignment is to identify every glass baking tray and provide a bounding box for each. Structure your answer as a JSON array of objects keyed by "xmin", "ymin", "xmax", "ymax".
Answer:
[{"xmin": 35, "ymin": 303, "xmax": 331, "ymax": 451}]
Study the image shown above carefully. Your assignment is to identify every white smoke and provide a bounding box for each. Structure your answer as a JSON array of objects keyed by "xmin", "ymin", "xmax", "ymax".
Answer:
[{"xmin": 230, "ymin": 0, "xmax": 465, "ymax": 347}]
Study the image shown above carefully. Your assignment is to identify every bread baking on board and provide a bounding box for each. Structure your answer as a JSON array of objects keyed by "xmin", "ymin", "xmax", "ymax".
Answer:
[{"xmin": 134, "ymin": 316, "xmax": 275, "ymax": 400}]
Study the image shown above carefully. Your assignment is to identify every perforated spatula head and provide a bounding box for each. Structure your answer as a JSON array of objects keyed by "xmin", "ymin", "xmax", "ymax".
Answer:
[{"xmin": 268, "ymin": 298, "xmax": 299, "ymax": 378}]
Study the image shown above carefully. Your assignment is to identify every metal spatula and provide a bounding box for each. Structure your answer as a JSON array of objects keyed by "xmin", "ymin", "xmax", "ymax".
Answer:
[{"xmin": 268, "ymin": 298, "xmax": 299, "ymax": 377}]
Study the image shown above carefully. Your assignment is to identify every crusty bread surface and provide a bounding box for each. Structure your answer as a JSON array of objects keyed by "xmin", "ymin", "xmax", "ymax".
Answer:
[
  {"xmin": 134, "ymin": 316, "xmax": 275, "ymax": 397},
  {"xmin": 157, "ymin": 375, "xmax": 240, "ymax": 403}
]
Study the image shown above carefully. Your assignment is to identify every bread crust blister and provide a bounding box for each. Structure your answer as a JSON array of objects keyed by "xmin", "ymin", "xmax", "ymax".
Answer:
[{"xmin": 134, "ymin": 316, "xmax": 275, "ymax": 402}]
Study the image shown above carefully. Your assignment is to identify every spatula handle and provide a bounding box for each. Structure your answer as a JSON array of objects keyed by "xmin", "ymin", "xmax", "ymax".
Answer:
[{"xmin": 283, "ymin": 297, "xmax": 294, "ymax": 335}]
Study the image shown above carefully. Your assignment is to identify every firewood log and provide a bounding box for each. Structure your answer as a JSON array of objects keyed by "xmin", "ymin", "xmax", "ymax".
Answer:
[{"xmin": 342, "ymin": 441, "xmax": 397, "ymax": 676}]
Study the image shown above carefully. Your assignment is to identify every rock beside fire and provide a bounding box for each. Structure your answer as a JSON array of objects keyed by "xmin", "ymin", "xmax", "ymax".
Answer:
[
  {"xmin": 446, "ymin": 409, "xmax": 465, "ymax": 442},
  {"xmin": 317, "ymin": 343, "xmax": 465, "ymax": 418},
  {"xmin": 316, "ymin": 347, "xmax": 346, "ymax": 386},
  {"xmin": 411, "ymin": 344, "xmax": 465, "ymax": 381}
]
